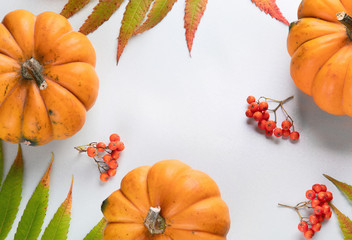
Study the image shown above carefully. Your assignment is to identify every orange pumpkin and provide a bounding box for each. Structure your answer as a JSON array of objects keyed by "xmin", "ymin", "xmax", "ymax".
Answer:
[
  {"xmin": 287, "ymin": 0, "xmax": 352, "ymax": 116},
  {"xmin": 102, "ymin": 160, "xmax": 231, "ymax": 240},
  {"xmin": 0, "ymin": 10, "xmax": 99, "ymax": 146}
]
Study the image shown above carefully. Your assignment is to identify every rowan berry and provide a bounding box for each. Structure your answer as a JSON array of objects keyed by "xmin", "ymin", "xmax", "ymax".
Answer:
[
  {"xmin": 324, "ymin": 211, "xmax": 332, "ymax": 219},
  {"xmin": 103, "ymin": 154, "xmax": 112, "ymax": 163},
  {"xmin": 108, "ymin": 159, "xmax": 118, "ymax": 169},
  {"xmin": 290, "ymin": 131, "xmax": 300, "ymax": 140},
  {"xmin": 258, "ymin": 120, "xmax": 267, "ymax": 130},
  {"xmin": 314, "ymin": 206, "xmax": 324, "ymax": 215},
  {"xmin": 108, "ymin": 141, "xmax": 119, "ymax": 150},
  {"xmin": 259, "ymin": 101, "xmax": 268, "ymax": 111},
  {"xmin": 312, "ymin": 223, "xmax": 321, "ymax": 232},
  {"xmin": 310, "ymin": 199, "xmax": 320, "ymax": 208},
  {"xmin": 281, "ymin": 120, "xmax": 292, "ymax": 130},
  {"xmin": 309, "ymin": 214, "xmax": 318, "ymax": 225},
  {"xmin": 115, "ymin": 141, "xmax": 125, "ymax": 151},
  {"xmin": 304, "ymin": 229, "xmax": 314, "ymax": 239},
  {"xmin": 274, "ymin": 128, "xmax": 282, "ymax": 137},
  {"xmin": 317, "ymin": 192, "xmax": 328, "ymax": 202},
  {"xmin": 245, "ymin": 109, "xmax": 253, "ymax": 118},
  {"xmin": 317, "ymin": 215, "xmax": 324, "ymax": 223},
  {"xmin": 253, "ymin": 111, "xmax": 263, "ymax": 121},
  {"xmin": 322, "ymin": 204, "xmax": 331, "ymax": 215},
  {"xmin": 326, "ymin": 191, "xmax": 333, "ymax": 201},
  {"xmin": 298, "ymin": 222, "xmax": 308, "ymax": 233},
  {"xmin": 109, "ymin": 133, "xmax": 121, "ymax": 142},
  {"xmin": 108, "ymin": 168, "xmax": 117, "ymax": 177},
  {"xmin": 262, "ymin": 111, "xmax": 270, "ymax": 120},
  {"xmin": 249, "ymin": 102, "xmax": 259, "ymax": 112},
  {"xmin": 312, "ymin": 184, "xmax": 322, "ymax": 193},
  {"xmin": 306, "ymin": 190, "xmax": 316, "ymax": 200},
  {"xmin": 265, "ymin": 120, "xmax": 276, "ymax": 131},
  {"xmin": 265, "ymin": 129, "xmax": 273, "ymax": 137},
  {"xmin": 96, "ymin": 142, "xmax": 106, "ymax": 152},
  {"xmin": 111, "ymin": 150, "xmax": 120, "ymax": 160},
  {"xmin": 100, "ymin": 172, "xmax": 109, "ymax": 182},
  {"xmin": 320, "ymin": 184, "xmax": 327, "ymax": 192},
  {"xmin": 247, "ymin": 96, "xmax": 255, "ymax": 104},
  {"xmin": 282, "ymin": 129, "xmax": 291, "ymax": 137},
  {"xmin": 87, "ymin": 146, "xmax": 97, "ymax": 157}
]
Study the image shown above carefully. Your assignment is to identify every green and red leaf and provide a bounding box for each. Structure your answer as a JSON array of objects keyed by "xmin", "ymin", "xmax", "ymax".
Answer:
[
  {"xmin": 80, "ymin": 0, "xmax": 124, "ymax": 35},
  {"xmin": 184, "ymin": 0, "xmax": 208, "ymax": 54},
  {"xmin": 330, "ymin": 203, "xmax": 352, "ymax": 238},
  {"xmin": 83, "ymin": 218, "xmax": 107, "ymax": 240},
  {"xmin": 14, "ymin": 155, "xmax": 54, "ymax": 240},
  {"xmin": 0, "ymin": 145, "xmax": 23, "ymax": 240},
  {"xmin": 61, "ymin": 0, "xmax": 91, "ymax": 18},
  {"xmin": 251, "ymin": 0, "xmax": 289, "ymax": 25},
  {"xmin": 324, "ymin": 174, "xmax": 352, "ymax": 203},
  {"xmin": 133, "ymin": 0, "xmax": 178, "ymax": 35},
  {"xmin": 41, "ymin": 176, "xmax": 73, "ymax": 240}
]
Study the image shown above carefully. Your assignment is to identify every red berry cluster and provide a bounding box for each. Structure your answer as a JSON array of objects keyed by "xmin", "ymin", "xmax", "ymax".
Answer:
[
  {"xmin": 279, "ymin": 184, "xmax": 333, "ymax": 239},
  {"xmin": 246, "ymin": 95, "xmax": 299, "ymax": 140},
  {"xmin": 74, "ymin": 133, "xmax": 125, "ymax": 182}
]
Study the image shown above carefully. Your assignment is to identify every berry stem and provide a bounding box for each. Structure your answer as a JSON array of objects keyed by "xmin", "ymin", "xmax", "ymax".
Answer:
[{"xmin": 278, "ymin": 201, "xmax": 311, "ymax": 222}]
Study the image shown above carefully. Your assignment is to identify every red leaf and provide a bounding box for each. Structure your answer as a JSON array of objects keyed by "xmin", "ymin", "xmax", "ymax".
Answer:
[
  {"xmin": 184, "ymin": 0, "xmax": 208, "ymax": 54},
  {"xmin": 61, "ymin": 0, "xmax": 91, "ymax": 18},
  {"xmin": 251, "ymin": 0, "xmax": 289, "ymax": 25},
  {"xmin": 80, "ymin": 0, "xmax": 124, "ymax": 35}
]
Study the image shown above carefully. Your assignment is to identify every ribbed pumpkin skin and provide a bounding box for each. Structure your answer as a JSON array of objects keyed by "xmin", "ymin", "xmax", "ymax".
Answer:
[
  {"xmin": 0, "ymin": 10, "xmax": 99, "ymax": 146},
  {"xmin": 102, "ymin": 160, "xmax": 231, "ymax": 240},
  {"xmin": 287, "ymin": 0, "xmax": 352, "ymax": 116}
]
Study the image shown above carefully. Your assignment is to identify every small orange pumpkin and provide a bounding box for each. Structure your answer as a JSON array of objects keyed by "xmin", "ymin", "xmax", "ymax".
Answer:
[
  {"xmin": 102, "ymin": 160, "xmax": 231, "ymax": 240},
  {"xmin": 0, "ymin": 10, "xmax": 99, "ymax": 145},
  {"xmin": 287, "ymin": 0, "xmax": 352, "ymax": 116}
]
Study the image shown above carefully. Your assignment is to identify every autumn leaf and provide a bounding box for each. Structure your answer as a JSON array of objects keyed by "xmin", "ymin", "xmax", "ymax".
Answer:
[
  {"xmin": 61, "ymin": 0, "xmax": 91, "ymax": 18},
  {"xmin": 251, "ymin": 0, "xmax": 289, "ymax": 26},
  {"xmin": 117, "ymin": 0, "xmax": 154, "ymax": 64},
  {"xmin": 324, "ymin": 174, "xmax": 352, "ymax": 203},
  {"xmin": 80, "ymin": 0, "xmax": 124, "ymax": 35},
  {"xmin": 133, "ymin": 0, "xmax": 178, "ymax": 35},
  {"xmin": 83, "ymin": 218, "xmax": 107, "ymax": 240},
  {"xmin": 184, "ymin": 0, "xmax": 208, "ymax": 54},
  {"xmin": 330, "ymin": 203, "xmax": 352, "ymax": 239}
]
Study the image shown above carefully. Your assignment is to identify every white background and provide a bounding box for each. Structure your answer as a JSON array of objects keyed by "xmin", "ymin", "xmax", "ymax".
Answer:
[{"xmin": 2, "ymin": 0, "xmax": 352, "ymax": 239}]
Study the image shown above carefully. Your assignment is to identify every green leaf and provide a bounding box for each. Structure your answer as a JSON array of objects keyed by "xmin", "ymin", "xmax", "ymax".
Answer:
[
  {"xmin": 117, "ymin": 0, "xmax": 154, "ymax": 64},
  {"xmin": 0, "ymin": 140, "xmax": 3, "ymax": 187},
  {"xmin": 61, "ymin": 0, "xmax": 91, "ymax": 18},
  {"xmin": 0, "ymin": 144, "xmax": 23, "ymax": 240},
  {"xmin": 79, "ymin": 0, "xmax": 124, "ymax": 35},
  {"xmin": 133, "ymin": 0, "xmax": 178, "ymax": 35},
  {"xmin": 324, "ymin": 174, "xmax": 352, "ymax": 203},
  {"xmin": 41, "ymin": 176, "xmax": 73, "ymax": 240},
  {"xmin": 83, "ymin": 218, "xmax": 107, "ymax": 240},
  {"xmin": 330, "ymin": 203, "xmax": 352, "ymax": 239},
  {"xmin": 184, "ymin": 0, "xmax": 208, "ymax": 54},
  {"xmin": 14, "ymin": 155, "xmax": 54, "ymax": 240}
]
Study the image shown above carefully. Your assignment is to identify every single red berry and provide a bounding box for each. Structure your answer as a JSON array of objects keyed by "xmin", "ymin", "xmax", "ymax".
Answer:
[
  {"xmin": 312, "ymin": 184, "xmax": 322, "ymax": 193},
  {"xmin": 247, "ymin": 96, "xmax": 256, "ymax": 104},
  {"xmin": 324, "ymin": 211, "xmax": 332, "ymax": 219},
  {"xmin": 312, "ymin": 223, "xmax": 321, "ymax": 232},
  {"xmin": 115, "ymin": 141, "xmax": 125, "ymax": 151},
  {"xmin": 274, "ymin": 128, "xmax": 283, "ymax": 137},
  {"xmin": 108, "ymin": 168, "xmax": 117, "ymax": 177},
  {"xmin": 100, "ymin": 172, "xmax": 109, "ymax": 182},
  {"xmin": 108, "ymin": 159, "xmax": 118, "ymax": 169},
  {"xmin": 309, "ymin": 214, "xmax": 318, "ymax": 225},
  {"xmin": 109, "ymin": 133, "xmax": 121, "ymax": 142},
  {"xmin": 253, "ymin": 111, "xmax": 263, "ymax": 121},
  {"xmin": 262, "ymin": 111, "xmax": 270, "ymax": 120},
  {"xmin": 290, "ymin": 131, "xmax": 300, "ymax": 140},
  {"xmin": 311, "ymin": 199, "xmax": 321, "ymax": 208},
  {"xmin": 108, "ymin": 141, "xmax": 118, "ymax": 150},
  {"xmin": 317, "ymin": 215, "xmax": 324, "ymax": 223},
  {"xmin": 298, "ymin": 222, "xmax": 308, "ymax": 233},
  {"xmin": 258, "ymin": 120, "xmax": 267, "ymax": 130},
  {"xmin": 111, "ymin": 150, "xmax": 120, "ymax": 159},
  {"xmin": 326, "ymin": 191, "xmax": 333, "ymax": 201},
  {"xmin": 317, "ymin": 192, "xmax": 329, "ymax": 202},
  {"xmin": 322, "ymin": 204, "xmax": 331, "ymax": 214},
  {"xmin": 314, "ymin": 206, "xmax": 324, "ymax": 215},
  {"xmin": 320, "ymin": 184, "xmax": 327, "ymax": 192},
  {"xmin": 103, "ymin": 154, "xmax": 112, "ymax": 163},
  {"xmin": 304, "ymin": 229, "xmax": 314, "ymax": 239},
  {"xmin": 265, "ymin": 129, "xmax": 273, "ymax": 137},
  {"xmin": 259, "ymin": 101, "xmax": 269, "ymax": 111},
  {"xmin": 281, "ymin": 120, "xmax": 292, "ymax": 130},
  {"xmin": 87, "ymin": 146, "xmax": 97, "ymax": 157},
  {"xmin": 265, "ymin": 120, "xmax": 276, "ymax": 131},
  {"xmin": 245, "ymin": 109, "xmax": 253, "ymax": 118},
  {"xmin": 282, "ymin": 129, "xmax": 291, "ymax": 137},
  {"xmin": 249, "ymin": 102, "xmax": 259, "ymax": 112},
  {"xmin": 306, "ymin": 190, "xmax": 316, "ymax": 200},
  {"xmin": 96, "ymin": 142, "xmax": 106, "ymax": 152}
]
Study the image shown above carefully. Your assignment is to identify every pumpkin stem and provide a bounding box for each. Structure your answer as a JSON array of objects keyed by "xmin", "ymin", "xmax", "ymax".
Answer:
[
  {"xmin": 144, "ymin": 206, "xmax": 166, "ymax": 235},
  {"xmin": 337, "ymin": 12, "xmax": 352, "ymax": 41},
  {"xmin": 21, "ymin": 58, "xmax": 47, "ymax": 90}
]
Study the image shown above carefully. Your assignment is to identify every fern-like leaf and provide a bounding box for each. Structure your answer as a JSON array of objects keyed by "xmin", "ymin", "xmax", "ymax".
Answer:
[
  {"xmin": 324, "ymin": 174, "xmax": 352, "ymax": 203},
  {"xmin": 251, "ymin": 0, "xmax": 289, "ymax": 25},
  {"xmin": 330, "ymin": 203, "xmax": 352, "ymax": 239},
  {"xmin": 14, "ymin": 155, "xmax": 54, "ymax": 240},
  {"xmin": 0, "ymin": 145, "xmax": 23, "ymax": 240},
  {"xmin": 80, "ymin": 0, "xmax": 124, "ymax": 35},
  {"xmin": 61, "ymin": 0, "xmax": 91, "ymax": 18},
  {"xmin": 117, "ymin": 0, "xmax": 154, "ymax": 64},
  {"xmin": 133, "ymin": 0, "xmax": 178, "ymax": 35},
  {"xmin": 83, "ymin": 218, "xmax": 107, "ymax": 240},
  {"xmin": 184, "ymin": 0, "xmax": 208, "ymax": 54}
]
